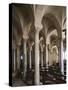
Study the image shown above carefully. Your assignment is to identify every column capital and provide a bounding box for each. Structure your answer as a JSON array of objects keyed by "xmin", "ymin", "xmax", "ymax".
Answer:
[
  {"xmin": 22, "ymin": 31, "xmax": 29, "ymax": 40},
  {"xmin": 30, "ymin": 46, "xmax": 32, "ymax": 51},
  {"xmin": 23, "ymin": 34, "xmax": 29, "ymax": 41},
  {"xmin": 12, "ymin": 40, "xmax": 16, "ymax": 49},
  {"xmin": 29, "ymin": 41, "xmax": 34, "ymax": 47},
  {"xmin": 40, "ymin": 44, "xmax": 45, "ymax": 52},
  {"xmin": 29, "ymin": 44, "xmax": 32, "ymax": 51},
  {"xmin": 35, "ymin": 24, "xmax": 43, "ymax": 33},
  {"xmin": 17, "ymin": 39, "xmax": 21, "ymax": 47},
  {"xmin": 22, "ymin": 23, "xmax": 31, "ymax": 40},
  {"xmin": 29, "ymin": 44, "xmax": 32, "ymax": 50},
  {"xmin": 12, "ymin": 43, "xmax": 16, "ymax": 50},
  {"xmin": 35, "ymin": 27, "xmax": 42, "ymax": 33}
]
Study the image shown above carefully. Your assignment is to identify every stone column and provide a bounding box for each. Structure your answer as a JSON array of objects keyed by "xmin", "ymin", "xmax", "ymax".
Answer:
[
  {"xmin": 22, "ymin": 25, "xmax": 30, "ymax": 79},
  {"xmin": 40, "ymin": 44, "xmax": 44, "ymax": 69},
  {"xmin": 45, "ymin": 27, "xmax": 49, "ymax": 69},
  {"xmin": 23, "ymin": 39, "xmax": 27, "ymax": 78},
  {"xmin": 41, "ymin": 51, "xmax": 43, "ymax": 68},
  {"xmin": 35, "ymin": 28, "xmax": 40, "ymax": 85},
  {"xmin": 61, "ymin": 39, "xmax": 64, "ymax": 75},
  {"xmin": 12, "ymin": 41, "xmax": 17, "ymax": 77},
  {"xmin": 46, "ymin": 43, "xmax": 48, "ymax": 69},
  {"xmin": 29, "ymin": 47, "xmax": 32, "ymax": 70},
  {"xmin": 13, "ymin": 48, "xmax": 16, "ymax": 72},
  {"xmin": 58, "ymin": 37, "xmax": 62, "ymax": 73},
  {"xmin": 17, "ymin": 44, "xmax": 21, "ymax": 72}
]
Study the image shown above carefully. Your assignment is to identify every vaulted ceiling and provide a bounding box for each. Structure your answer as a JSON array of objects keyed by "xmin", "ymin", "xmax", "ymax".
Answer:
[{"xmin": 12, "ymin": 3, "xmax": 66, "ymax": 49}]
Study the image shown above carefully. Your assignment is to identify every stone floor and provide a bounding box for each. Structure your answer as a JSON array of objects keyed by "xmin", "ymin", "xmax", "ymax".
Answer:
[
  {"xmin": 12, "ymin": 78, "xmax": 26, "ymax": 87},
  {"xmin": 12, "ymin": 69, "xmax": 66, "ymax": 86},
  {"xmin": 12, "ymin": 64, "xmax": 66, "ymax": 86}
]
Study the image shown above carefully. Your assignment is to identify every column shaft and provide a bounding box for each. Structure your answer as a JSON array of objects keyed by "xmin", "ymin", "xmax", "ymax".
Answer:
[
  {"xmin": 41, "ymin": 51, "xmax": 43, "ymax": 68},
  {"xmin": 58, "ymin": 47, "xmax": 61, "ymax": 68},
  {"xmin": 17, "ymin": 46, "xmax": 20, "ymax": 71},
  {"xmin": 61, "ymin": 39, "xmax": 64, "ymax": 75},
  {"xmin": 14, "ymin": 48, "xmax": 16, "ymax": 72},
  {"xmin": 46, "ymin": 44, "xmax": 48, "ymax": 69},
  {"xmin": 29, "ymin": 48, "xmax": 32, "ymax": 69},
  {"xmin": 35, "ymin": 31, "xmax": 40, "ymax": 85},
  {"xmin": 23, "ymin": 40, "xmax": 27, "ymax": 78}
]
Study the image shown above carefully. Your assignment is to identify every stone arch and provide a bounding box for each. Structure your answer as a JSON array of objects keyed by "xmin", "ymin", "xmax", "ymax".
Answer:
[
  {"xmin": 13, "ymin": 4, "xmax": 34, "ymax": 34},
  {"xmin": 42, "ymin": 13, "xmax": 62, "ymax": 39},
  {"xmin": 46, "ymin": 30, "xmax": 58, "ymax": 66},
  {"xmin": 62, "ymin": 17, "xmax": 66, "ymax": 30},
  {"xmin": 42, "ymin": 13, "xmax": 62, "ymax": 69},
  {"xmin": 63, "ymin": 17, "xmax": 66, "ymax": 26},
  {"xmin": 12, "ymin": 6, "xmax": 23, "ymax": 46}
]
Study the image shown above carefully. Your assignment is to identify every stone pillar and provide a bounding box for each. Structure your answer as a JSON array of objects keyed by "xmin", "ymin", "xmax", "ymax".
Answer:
[
  {"xmin": 58, "ymin": 37, "xmax": 62, "ymax": 73},
  {"xmin": 23, "ymin": 39, "xmax": 27, "ymax": 78},
  {"xmin": 41, "ymin": 51, "xmax": 43, "ymax": 68},
  {"xmin": 12, "ymin": 41, "xmax": 17, "ymax": 77},
  {"xmin": 40, "ymin": 44, "xmax": 44, "ymax": 69},
  {"xmin": 13, "ymin": 48, "xmax": 16, "ymax": 72},
  {"xmin": 29, "ymin": 47, "xmax": 32, "ymax": 70},
  {"xmin": 46, "ymin": 43, "xmax": 48, "ymax": 69},
  {"xmin": 45, "ymin": 27, "xmax": 49, "ymax": 69},
  {"xmin": 17, "ymin": 45, "xmax": 20, "ymax": 72},
  {"xmin": 61, "ymin": 39, "xmax": 64, "ymax": 75},
  {"xmin": 35, "ymin": 29, "xmax": 40, "ymax": 85},
  {"xmin": 22, "ymin": 26, "xmax": 30, "ymax": 79}
]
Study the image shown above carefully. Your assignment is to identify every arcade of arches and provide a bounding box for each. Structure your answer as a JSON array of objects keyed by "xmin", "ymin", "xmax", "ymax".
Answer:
[{"xmin": 12, "ymin": 4, "xmax": 66, "ymax": 86}]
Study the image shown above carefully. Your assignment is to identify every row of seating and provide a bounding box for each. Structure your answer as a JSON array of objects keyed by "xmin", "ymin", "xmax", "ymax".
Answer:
[
  {"xmin": 24, "ymin": 62, "xmax": 66, "ymax": 85},
  {"xmin": 12, "ymin": 61, "xmax": 66, "ymax": 86}
]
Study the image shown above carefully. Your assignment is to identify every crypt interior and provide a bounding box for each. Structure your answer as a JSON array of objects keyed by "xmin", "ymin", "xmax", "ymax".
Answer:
[{"xmin": 11, "ymin": 4, "xmax": 66, "ymax": 86}]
